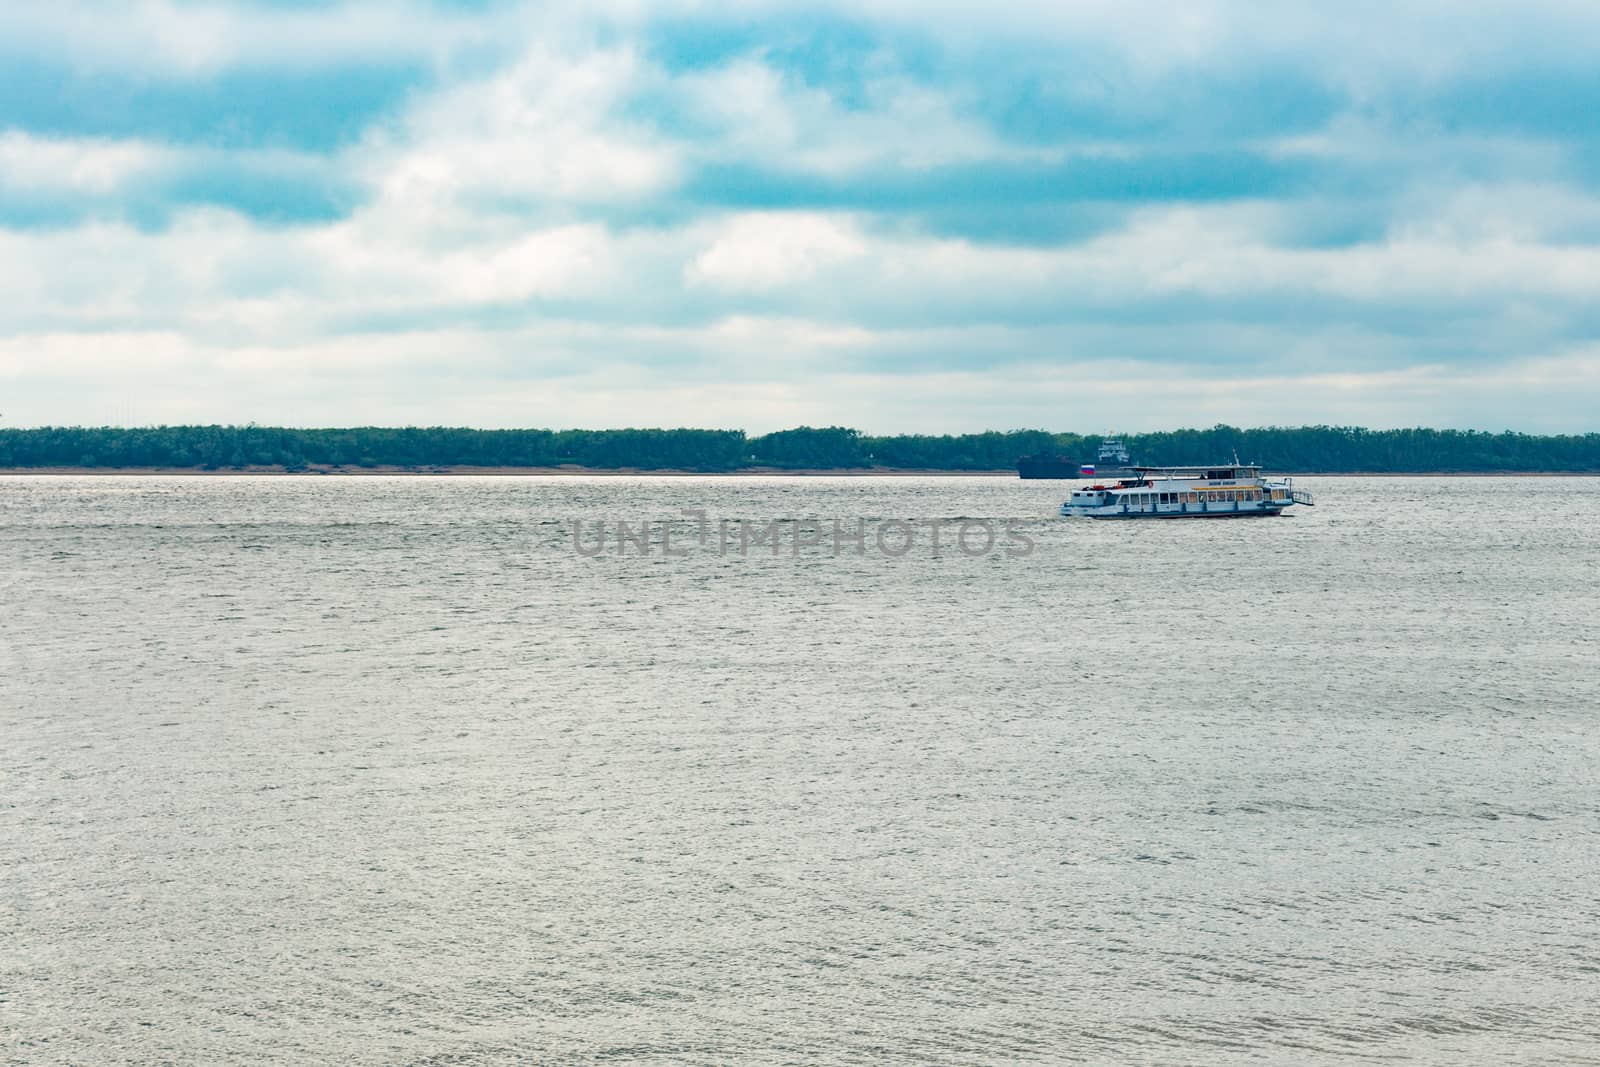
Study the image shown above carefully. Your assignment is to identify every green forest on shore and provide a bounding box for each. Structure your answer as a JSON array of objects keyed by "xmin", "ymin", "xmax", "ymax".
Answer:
[{"xmin": 1, "ymin": 424, "xmax": 1598, "ymax": 473}]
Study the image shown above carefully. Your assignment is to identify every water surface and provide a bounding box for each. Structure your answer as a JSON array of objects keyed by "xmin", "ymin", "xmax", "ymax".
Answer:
[{"xmin": 3, "ymin": 476, "xmax": 1598, "ymax": 1064}]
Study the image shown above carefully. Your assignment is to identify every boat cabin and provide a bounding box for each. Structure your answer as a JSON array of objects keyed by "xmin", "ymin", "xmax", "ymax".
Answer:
[
  {"xmin": 1061, "ymin": 462, "xmax": 1311, "ymax": 518},
  {"xmin": 1134, "ymin": 465, "xmax": 1260, "ymax": 483}
]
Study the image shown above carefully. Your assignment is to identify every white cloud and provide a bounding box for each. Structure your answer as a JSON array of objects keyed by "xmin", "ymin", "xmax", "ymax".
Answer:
[
  {"xmin": 670, "ymin": 58, "xmax": 1049, "ymax": 176},
  {"xmin": 813, "ymin": 0, "xmax": 1600, "ymax": 85},
  {"xmin": 0, "ymin": 131, "xmax": 175, "ymax": 194},
  {"xmin": 11, "ymin": 324, "xmax": 1597, "ymax": 433},
  {"xmin": 0, "ymin": 0, "xmax": 505, "ymax": 75},
  {"xmin": 3, "ymin": 2, "xmax": 1600, "ymax": 432},
  {"xmin": 364, "ymin": 44, "xmax": 681, "ymax": 214},
  {"xmin": 439, "ymin": 225, "xmax": 624, "ymax": 303},
  {"xmin": 5, "ymin": 193, "xmax": 1598, "ymax": 359},
  {"xmin": 686, "ymin": 213, "xmax": 868, "ymax": 291}
]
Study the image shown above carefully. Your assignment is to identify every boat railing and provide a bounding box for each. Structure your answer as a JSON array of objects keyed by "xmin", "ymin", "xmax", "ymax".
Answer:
[{"xmin": 1291, "ymin": 488, "xmax": 1315, "ymax": 506}]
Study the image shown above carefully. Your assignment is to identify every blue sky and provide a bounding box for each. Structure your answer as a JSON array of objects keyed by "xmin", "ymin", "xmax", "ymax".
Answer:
[{"xmin": 2, "ymin": 0, "xmax": 1599, "ymax": 432}]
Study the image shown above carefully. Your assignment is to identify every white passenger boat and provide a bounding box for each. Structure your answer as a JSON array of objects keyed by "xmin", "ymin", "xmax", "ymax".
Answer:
[{"xmin": 1060, "ymin": 464, "xmax": 1314, "ymax": 519}]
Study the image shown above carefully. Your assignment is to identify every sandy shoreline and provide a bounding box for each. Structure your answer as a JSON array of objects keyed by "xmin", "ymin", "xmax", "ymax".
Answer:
[{"xmin": 1, "ymin": 466, "xmax": 1596, "ymax": 478}]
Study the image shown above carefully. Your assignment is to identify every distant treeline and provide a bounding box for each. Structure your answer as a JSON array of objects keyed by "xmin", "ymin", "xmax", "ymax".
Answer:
[{"xmin": 1, "ymin": 424, "xmax": 1597, "ymax": 472}]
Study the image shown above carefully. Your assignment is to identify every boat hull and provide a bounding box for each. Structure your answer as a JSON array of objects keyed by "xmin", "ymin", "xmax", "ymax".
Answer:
[
  {"xmin": 1069, "ymin": 508, "xmax": 1288, "ymax": 519},
  {"xmin": 1061, "ymin": 502, "xmax": 1291, "ymax": 519}
]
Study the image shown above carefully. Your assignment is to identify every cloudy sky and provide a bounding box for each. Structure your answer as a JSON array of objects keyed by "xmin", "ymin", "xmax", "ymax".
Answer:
[{"xmin": 3, "ymin": 1, "xmax": 1599, "ymax": 432}]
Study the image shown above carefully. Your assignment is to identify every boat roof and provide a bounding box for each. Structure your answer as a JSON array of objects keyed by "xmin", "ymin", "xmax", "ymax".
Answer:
[{"xmin": 1132, "ymin": 464, "xmax": 1260, "ymax": 474}]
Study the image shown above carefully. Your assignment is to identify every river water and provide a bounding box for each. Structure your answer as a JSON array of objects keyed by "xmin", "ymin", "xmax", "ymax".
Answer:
[{"xmin": 3, "ymin": 475, "xmax": 1598, "ymax": 1064}]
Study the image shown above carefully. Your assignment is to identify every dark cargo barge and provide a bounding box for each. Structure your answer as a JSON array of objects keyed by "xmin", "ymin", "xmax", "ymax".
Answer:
[{"xmin": 1017, "ymin": 435, "xmax": 1137, "ymax": 480}]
